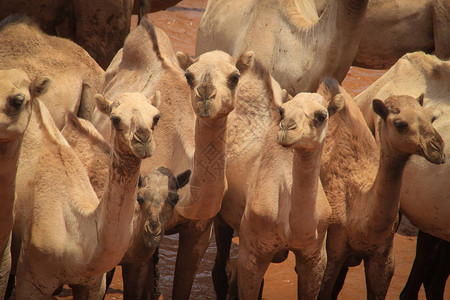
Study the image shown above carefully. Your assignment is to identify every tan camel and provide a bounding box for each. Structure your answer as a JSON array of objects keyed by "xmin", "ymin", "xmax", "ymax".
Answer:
[
  {"xmin": 355, "ymin": 52, "xmax": 450, "ymax": 242},
  {"xmin": 316, "ymin": 78, "xmax": 445, "ymax": 299},
  {"xmin": 0, "ymin": 1, "xmax": 182, "ymax": 69},
  {"xmin": 11, "ymin": 91, "xmax": 160, "ymax": 298},
  {"xmin": 196, "ymin": 0, "xmax": 368, "ymax": 94},
  {"xmin": 235, "ymin": 92, "xmax": 343, "ymax": 299},
  {"xmin": 61, "ymin": 112, "xmax": 192, "ymax": 299},
  {"xmin": 0, "ymin": 69, "xmax": 49, "ymax": 298},
  {"xmin": 0, "ymin": 15, "xmax": 104, "ymax": 129},
  {"xmin": 91, "ymin": 18, "xmax": 247, "ymax": 299},
  {"xmin": 316, "ymin": 0, "xmax": 450, "ymax": 69}
]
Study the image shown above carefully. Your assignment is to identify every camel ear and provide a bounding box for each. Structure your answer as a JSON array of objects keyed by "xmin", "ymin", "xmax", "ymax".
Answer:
[
  {"xmin": 176, "ymin": 52, "xmax": 194, "ymax": 70},
  {"xmin": 417, "ymin": 93, "xmax": 424, "ymax": 106},
  {"xmin": 149, "ymin": 90, "xmax": 161, "ymax": 108},
  {"xmin": 328, "ymin": 94, "xmax": 345, "ymax": 116},
  {"xmin": 30, "ymin": 76, "xmax": 51, "ymax": 98},
  {"xmin": 373, "ymin": 99, "xmax": 389, "ymax": 120},
  {"xmin": 95, "ymin": 94, "xmax": 112, "ymax": 115},
  {"xmin": 176, "ymin": 169, "xmax": 191, "ymax": 189},
  {"xmin": 281, "ymin": 89, "xmax": 293, "ymax": 103},
  {"xmin": 236, "ymin": 51, "xmax": 255, "ymax": 73}
]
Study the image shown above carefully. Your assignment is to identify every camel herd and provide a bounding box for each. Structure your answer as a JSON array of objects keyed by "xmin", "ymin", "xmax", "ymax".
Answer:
[{"xmin": 0, "ymin": 0, "xmax": 449, "ymax": 299}]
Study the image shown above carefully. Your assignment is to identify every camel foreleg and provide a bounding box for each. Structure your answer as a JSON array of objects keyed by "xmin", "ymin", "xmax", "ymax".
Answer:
[{"xmin": 172, "ymin": 218, "xmax": 213, "ymax": 300}]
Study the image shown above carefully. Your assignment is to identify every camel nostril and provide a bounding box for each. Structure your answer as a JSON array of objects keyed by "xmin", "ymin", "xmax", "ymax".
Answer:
[
  {"xmin": 8, "ymin": 94, "xmax": 25, "ymax": 108},
  {"xmin": 135, "ymin": 126, "xmax": 151, "ymax": 143},
  {"xmin": 196, "ymin": 83, "xmax": 216, "ymax": 101}
]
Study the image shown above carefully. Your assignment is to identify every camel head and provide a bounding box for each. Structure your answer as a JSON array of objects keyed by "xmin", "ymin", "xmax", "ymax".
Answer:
[
  {"xmin": 177, "ymin": 50, "xmax": 245, "ymax": 119},
  {"xmin": 95, "ymin": 91, "xmax": 161, "ymax": 159},
  {"xmin": 373, "ymin": 94, "xmax": 445, "ymax": 164},
  {"xmin": 137, "ymin": 167, "xmax": 191, "ymax": 249},
  {"xmin": 276, "ymin": 92, "xmax": 342, "ymax": 150},
  {"xmin": 0, "ymin": 69, "xmax": 49, "ymax": 141}
]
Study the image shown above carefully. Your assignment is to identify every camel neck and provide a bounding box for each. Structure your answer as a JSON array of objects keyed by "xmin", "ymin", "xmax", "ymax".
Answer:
[
  {"xmin": 368, "ymin": 146, "xmax": 409, "ymax": 240},
  {"xmin": 0, "ymin": 139, "xmax": 22, "ymax": 241},
  {"xmin": 93, "ymin": 138, "xmax": 141, "ymax": 268},
  {"xmin": 187, "ymin": 117, "xmax": 227, "ymax": 219},
  {"xmin": 290, "ymin": 146, "xmax": 322, "ymax": 223}
]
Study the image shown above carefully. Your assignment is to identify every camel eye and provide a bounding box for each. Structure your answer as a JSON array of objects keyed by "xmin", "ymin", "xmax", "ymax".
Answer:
[
  {"xmin": 110, "ymin": 115, "xmax": 121, "ymax": 129},
  {"xmin": 393, "ymin": 118, "xmax": 408, "ymax": 132},
  {"xmin": 228, "ymin": 73, "xmax": 240, "ymax": 88},
  {"xmin": 153, "ymin": 114, "xmax": 161, "ymax": 127},
  {"xmin": 431, "ymin": 115, "xmax": 437, "ymax": 123},
  {"xmin": 8, "ymin": 94, "xmax": 25, "ymax": 109},
  {"xmin": 315, "ymin": 110, "xmax": 328, "ymax": 123},
  {"xmin": 185, "ymin": 72, "xmax": 195, "ymax": 86}
]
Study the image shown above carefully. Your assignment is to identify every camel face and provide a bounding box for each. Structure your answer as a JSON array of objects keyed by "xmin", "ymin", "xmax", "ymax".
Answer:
[
  {"xmin": 277, "ymin": 93, "xmax": 328, "ymax": 150},
  {"xmin": 95, "ymin": 91, "xmax": 161, "ymax": 159},
  {"xmin": 180, "ymin": 50, "xmax": 240, "ymax": 119},
  {"xmin": 0, "ymin": 69, "xmax": 49, "ymax": 141},
  {"xmin": 137, "ymin": 167, "xmax": 191, "ymax": 249},
  {"xmin": 373, "ymin": 94, "xmax": 445, "ymax": 164}
]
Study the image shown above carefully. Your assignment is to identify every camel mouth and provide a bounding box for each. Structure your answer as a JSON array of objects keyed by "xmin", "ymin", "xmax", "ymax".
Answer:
[
  {"xmin": 131, "ymin": 137, "xmax": 155, "ymax": 159},
  {"xmin": 420, "ymin": 141, "xmax": 446, "ymax": 165}
]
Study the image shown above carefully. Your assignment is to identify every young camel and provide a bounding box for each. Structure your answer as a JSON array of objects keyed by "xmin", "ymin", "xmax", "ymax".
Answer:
[
  {"xmin": 316, "ymin": 79, "xmax": 445, "ymax": 299},
  {"xmin": 236, "ymin": 92, "xmax": 343, "ymax": 299},
  {"xmin": 92, "ymin": 18, "xmax": 249, "ymax": 299},
  {"xmin": 0, "ymin": 69, "xmax": 49, "ymax": 298},
  {"xmin": 61, "ymin": 113, "xmax": 192, "ymax": 299},
  {"xmin": 11, "ymin": 91, "xmax": 161, "ymax": 298}
]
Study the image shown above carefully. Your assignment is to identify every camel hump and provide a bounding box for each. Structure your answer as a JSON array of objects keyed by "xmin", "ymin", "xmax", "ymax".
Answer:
[{"xmin": 0, "ymin": 14, "xmax": 38, "ymax": 32}]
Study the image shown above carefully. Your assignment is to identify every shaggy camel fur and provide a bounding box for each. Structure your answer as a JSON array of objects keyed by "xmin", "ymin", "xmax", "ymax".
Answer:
[
  {"xmin": 356, "ymin": 52, "xmax": 450, "ymax": 242},
  {"xmin": 92, "ymin": 18, "xmax": 247, "ymax": 299},
  {"xmin": 317, "ymin": 78, "xmax": 445, "ymax": 299},
  {"xmin": 196, "ymin": 0, "xmax": 368, "ymax": 94},
  {"xmin": 0, "ymin": 69, "xmax": 49, "ymax": 298},
  {"xmin": 11, "ymin": 91, "xmax": 160, "ymax": 298},
  {"xmin": 0, "ymin": 0, "xmax": 182, "ymax": 69},
  {"xmin": 316, "ymin": 0, "xmax": 450, "ymax": 69},
  {"xmin": 235, "ymin": 92, "xmax": 343, "ymax": 299},
  {"xmin": 355, "ymin": 52, "xmax": 450, "ymax": 299},
  {"xmin": 61, "ymin": 113, "xmax": 191, "ymax": 299},
  {"xmin": 0, "ymin": 15, "xmax": 104, "ymax": 129}
]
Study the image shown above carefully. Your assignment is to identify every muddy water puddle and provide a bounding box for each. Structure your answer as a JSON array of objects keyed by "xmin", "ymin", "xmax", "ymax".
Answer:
[{"xmin": 102, "ymin": 0, "xmax": 448, "ymax": 299}]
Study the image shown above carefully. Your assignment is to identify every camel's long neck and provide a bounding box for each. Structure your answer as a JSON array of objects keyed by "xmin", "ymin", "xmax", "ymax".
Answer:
[
  {"xmin": 367, "ymin": 145, "xmax": 409, "ymax": 240},
  {"xmin": 0, "ymin": 139, "xmax": 22, "ymax": 242},
  {"xmin": 93, "ymin": 137, "xmax": 141, "ymax": 268},
  {"xmin": 289, "ymin": 146, "xmax": 323, "ymax": 242},
  {"xmin": 186, "ymin": 117, "xmax": 227, "ymax": 219}
]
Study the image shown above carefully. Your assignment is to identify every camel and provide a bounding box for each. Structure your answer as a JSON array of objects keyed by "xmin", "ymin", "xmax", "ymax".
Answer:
[
  {"xmin": 0, "ymin": 15, "xmax": 104, "ymax": 129},
  {"xmin": 355, "ymin": 51, "xmax": 450, "ymax": 299},
  {"xmin": 315, "ymin": 78, "xmax": 445, "ymax": 299},
  {"xmin": 61, "ymin": 112, "xmax": 192, "ymax": 299},
  {"xmin": 91, "ymin": 17, "xmax": 249, "ymax": 298},
  {"xmin": 195, "ymin": 0, "xmax": 368, "ymax": 95},
  {"xmin": 10, "ymin": 91, "xmax": 161, "ymax": 298},
  {"xmin": 315, "ymin": 0, "xmax": 450, "ymax": 69},
  {"xmin": 400, "ymin": 230, "xmax": 450, "ymax": 300},
  {"xmin": 234, "ymin": 91, "xmax": 345, "ymax": 299},
  {"xmin": 0, "ymin": 69, "xmax": 49, "ymax": 298},
  {"xmin": 0, "ymin": 0, "xmax": 182, "ymax": 69}
]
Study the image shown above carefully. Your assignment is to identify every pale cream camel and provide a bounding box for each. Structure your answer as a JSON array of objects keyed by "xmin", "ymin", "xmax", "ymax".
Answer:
[
  {"xmin": 61, "ymin": 112, "xmax": 191, "ymax": 299},
  {"xmin": 236, "ymin": 92, "xmax": 344, "ymax": 299},
  {"xmin": 196, "ymin": 0, "xmax": 368, "ymax": 94},
  {"xmin": 316, "ymin": 0, "xmax": 450, "ymax": 69},
  {"xmin": 0, "ymin": 15, "xmax": 104, "ymax": 129},
  {"xmin": 11, "ymin": 91, "xmax": 160, "ymax": 298},
  {"xmin": 355, "ymin": 52, "xmax": 450, "ymax": 242},
  {"xmin": 91, "ymin": 18, "xmax": 246, "ymax": 299},
  {"xmin": 316, "ymin": 78, "xmax": 445, "ymax": 299},
  {"xmin": 0, "ymin": 69, "xmax": 49, "ymax": 298}
]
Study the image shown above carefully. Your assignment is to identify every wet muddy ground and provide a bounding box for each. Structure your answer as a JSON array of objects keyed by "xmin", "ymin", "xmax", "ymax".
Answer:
[{"xmin": 61, "ymin": 0, "xmax": 448, "ymax": 299}]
